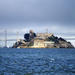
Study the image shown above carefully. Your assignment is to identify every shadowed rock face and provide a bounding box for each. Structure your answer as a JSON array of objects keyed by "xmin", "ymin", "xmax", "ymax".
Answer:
[{"xmin": 12, "ymin": 33, "xmax": 74, "ymax": 48}]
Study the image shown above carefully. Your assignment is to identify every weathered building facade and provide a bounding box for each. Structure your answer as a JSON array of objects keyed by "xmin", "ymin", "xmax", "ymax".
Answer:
[{"xmin": 31, "ymin": 38, "xmax": 54, "ymax": 48}]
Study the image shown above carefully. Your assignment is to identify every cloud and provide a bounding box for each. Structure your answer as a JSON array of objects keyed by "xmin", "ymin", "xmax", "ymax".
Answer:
[
  {"xmin": 0, "ymin": 0, "xmax": 75, "ymax": 34},
  {"xmin": 0, "ymin": 23, "xmax": 75, "ymax": 34},
  {"xmin": 0, "ymin": 0, "xmax": 75, "ymax": 24}
]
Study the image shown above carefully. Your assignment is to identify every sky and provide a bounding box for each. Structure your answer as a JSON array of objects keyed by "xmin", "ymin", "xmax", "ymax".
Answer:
[
  {"xmin": 0, "ymin": 0, "xmax": 75, "ymax": 46},
  {"xmin": 0, "ymin": 0, "xmax": 75, "ymax": 33}
]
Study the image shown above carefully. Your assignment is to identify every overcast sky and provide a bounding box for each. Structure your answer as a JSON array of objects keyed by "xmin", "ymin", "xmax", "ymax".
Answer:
[{"xmin": 0, "ymin": 0, "xmax": 75, "ymax": 33}]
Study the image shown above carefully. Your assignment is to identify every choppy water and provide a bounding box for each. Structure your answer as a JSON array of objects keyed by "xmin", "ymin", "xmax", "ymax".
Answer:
[{"xmin": 0, "ymin": 48, "xmax": 75, "ymax": 75}]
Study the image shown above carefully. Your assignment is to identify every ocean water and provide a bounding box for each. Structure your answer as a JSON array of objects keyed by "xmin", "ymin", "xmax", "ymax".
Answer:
[{"xmin": 0, "ymin": 48, "xmax": 75, "ymax": 75}]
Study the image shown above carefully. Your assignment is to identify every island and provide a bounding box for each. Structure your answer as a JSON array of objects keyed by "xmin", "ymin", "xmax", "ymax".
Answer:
[{"xmin": 12, "ymin": 30, "xmax": 74, "ymax": 48}]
